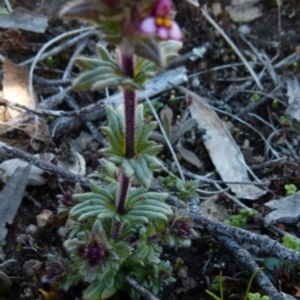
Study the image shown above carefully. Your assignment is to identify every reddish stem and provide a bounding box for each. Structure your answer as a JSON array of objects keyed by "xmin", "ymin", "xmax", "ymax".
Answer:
[
  {"xmin": 116, "ymin": 170, "xmax": 130, "ymax": 214},
  {"xmin": 111, "ymin": 170, "xmax": 130, "ymax": 241},
  {"xmin": 120, "ymin": 54, "xmax": 137, "ymax": 158}
]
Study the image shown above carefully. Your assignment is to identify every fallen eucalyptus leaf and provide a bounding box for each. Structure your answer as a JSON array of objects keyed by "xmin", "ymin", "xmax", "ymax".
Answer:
[
  {"xmin": 178, "ymin": 86, "xmax": 266, "ymax": 200},
  {"xmin": 0, "ymin": 164, "xmax": 31, "ymax": 243},
  {"xmin": 264, "ymin": 192, "xmax": 300, "ymax": 226}
]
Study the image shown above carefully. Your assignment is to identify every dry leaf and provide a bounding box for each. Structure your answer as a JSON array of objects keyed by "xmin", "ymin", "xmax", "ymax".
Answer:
[
  {"xmin": 2, "ymin": 58, "xmax": 50, "ymax": 142},
  {"xmin": 225, "ymin": 0, "xmax": 262, "ymax": 23},
  {"xmin": 0, "ymin": 8, "xmax": 48, "ymax": 33},
  {"xmin": 175, "ymin": 144, "xmax": 202, "ymax": 169},
  {"xmin": 199, "ymin": 197, "xmax": 228, "ymax": 221},
  {"xmin": 284, "ymin": 76, "xmax": 300, "ymax": 121},
  {"xmin": 0, "ymin": 153, "xmax": 55, "ymax": 186},
  {"xmin": 178, "ymin": 86, "xmax": 266, "ymax": 200},
  {"xmin": 3, "ymin": 58, "xmax": 34, "ymax": 119},
  {"xmin": 0, "ymin": 164, "xmax": 31, "ymax": 242},
  {"xmin": 264, "ymin": 192, "xmax": 300, "ymax": 226},
  {"xmin": 0, "ymin": 152, "xmax": 86, "ymax": 185}
]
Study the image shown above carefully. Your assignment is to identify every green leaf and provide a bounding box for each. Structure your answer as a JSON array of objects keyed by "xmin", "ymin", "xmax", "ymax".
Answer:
[
  {"xmin": 73, "ymin": 192, "xmax": 109, "ymax": 202},
  {"xmin": 92, "ymin": 76, "xmax": 130, "ymax": 90},
  {"xmin": 78, "ymin": 209, "xmax": 112, "ymax": 221},
  {"xmin": 97, "ymin": 43, "xmax": 114, "ymax": 61},
  {"xmin": 101, "ymin": 286, "xmax": 117, "ymax": 299},
  {"xmin": 83, "ymin": 282, "xmax": 105, "ymax": 300},
  {"xmin": 90, "ymin": 182, "xmax": 115, "ymax": 200},
  {"xmin": 172, "ymin": 118, "xmax": 197, "ymax": 142},
  {"xmin": 127, "ymin": 210, "xmax": 168, "ymax": 221},
  {"xmin": 75, "ymin": 57, "xmax": 118, "ymax": 71},
  {"xmin": 161, "ymin": 40, "xmax": 182, "ymax": 61},
  {"xmin": 133, "ymin": 36, "xmax": 164, "ymax": 67},
  {"xmin": 72, "ymin": 66, "xmax": 116, "ymax": 90},
  {"xmin": 206, "ymin": 289, "xmax": 223, "ymax": 300},
  {"xmin": 130, "ymin": 157, "xmax": 152, "ymax": 188},
  {"xmin": 114, "ymin": 241, "xmax": 133, "ymax": 260}
]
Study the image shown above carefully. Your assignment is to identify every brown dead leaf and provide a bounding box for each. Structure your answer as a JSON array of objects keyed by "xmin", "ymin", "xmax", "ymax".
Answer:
[
  {"xmin": 2, "ymin": 58, "xmax": 50, "ymax": 142},
  {"xmin": 178, "ymin": 86, "xmax": 266, "ymax": 200},
  {"xmin": 3, "ymin": 58, "xmax": 34, "ymax": 119}
]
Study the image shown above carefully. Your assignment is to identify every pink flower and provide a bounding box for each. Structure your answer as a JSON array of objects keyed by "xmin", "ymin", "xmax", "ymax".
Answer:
[{"xmin": 140, "ymin": 0, "xmax": 182, "ymax": 40}]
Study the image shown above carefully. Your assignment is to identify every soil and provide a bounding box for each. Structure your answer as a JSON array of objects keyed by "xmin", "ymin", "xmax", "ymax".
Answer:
[{"xmin": 1, "ymin": 0, "xmax": 300, "ymax": 300}]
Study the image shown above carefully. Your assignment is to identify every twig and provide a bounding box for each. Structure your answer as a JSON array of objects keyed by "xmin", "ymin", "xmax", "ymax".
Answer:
[
  {"xmin": 201, "ymin": 7, "xmax": 263, "ymax": 90},
  {"xmin": 145, "ymin": 95, "xmax": 185, "ymax": 182},
  {"xmin": 3, "ymin": 0, "xmax": 12, "ymax": 12},
  {"xmin": 181, "ymin": 167, "xmax": 266, "ymax": 186},
  {"xmin": 187, "ymin": 197, "xmax": 300, "ymax": 265},
  {"xmin": 0, "ymin": 141, "xmax": 91, "ymax": 186},
  {"xmin": 125, "ymin": 277, "xmax": 160, "ymax": 300},
  {"xmin": 235, "ymin": 87, "xmax": 286, "ymax": 118},
  {"xmin": 49, "ymin": 66, "xmax": 188, "ymax": 139},
  {"xmin": 58, "ymin": 38, "xmax": 106, "ymax": 145},
  {"xmin": 274, "ymin": 53, "xmax": 300, "ymax": 69},
  {"xmin": 28, "ymin": 27, "xmax": 95, "ymax": 105},
  {"xmin": 215, "ymin": 234, "xmax": 284, "ymax": 300},
  {"xmin": 33, "ymin": 76, "xmax": 71, "ymax": 87},
  {"xmin": 213, "ymin": 182, "xmax": 249, "ymax": 209}
]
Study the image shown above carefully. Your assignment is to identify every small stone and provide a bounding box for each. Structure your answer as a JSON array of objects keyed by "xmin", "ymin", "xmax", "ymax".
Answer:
[
  {"xmin": 238, "ymin": 24, "xmax": 251, "ymax": 36},
  {"xmin": 26, "ymin": 224, "xmax": 38, "ymax": 236},
  {"xmin": 57, "ymin": 226, "xmax": 68, "ymax": 238},
  {"xmin": 36, "ymin": 209, "xmax": 53, "ymax": 227},
  {"xmin": 16, "ymin": 234, "xmax": 29, "ymax": 244}
]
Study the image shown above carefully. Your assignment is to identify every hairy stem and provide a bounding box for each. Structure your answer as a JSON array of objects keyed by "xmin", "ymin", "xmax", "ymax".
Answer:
[
  {"xmin": 116, "ymin": 170, "xmax": 130, "ymax": 214},
  {"xmin": 111, "ymin": 170, "xmax": 130, "ymax": 241},
  {"xmin": 120, "ymin": 53, "xmax": 137, "ymax": 158}
]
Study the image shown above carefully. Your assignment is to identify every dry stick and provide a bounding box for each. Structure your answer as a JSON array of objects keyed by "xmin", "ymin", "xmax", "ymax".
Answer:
[
  {"xmin": 187, "ymin": 197, "xmax": 300, "ymax": 265},
  {"xmin": 3, "ymin": 0, "xmax": 12, "ymax": 12},
  {"xmin": 201, "ymin": 8, "xmax": 263, "ymax": 91},
  {"xmin": 235, "ymin": 86, "xmax": 284, "ymax": 118},
  {"xmin": 33, "ymin": 77, "xmax": 71, "ymax": 87},
  {"xmin": 150, "ymin": 179, "xmax": 300, "ymax": 269},
  {"xmin": 28, "ymin": 27, "xmax": 95, "ymax": 105},
  {"xmin": 0, "ymin": 141, "xmax": 91, "ymax": 186},
  {"xmin": 49, "ymin": 66, "xmax": 188, "ymax": 140},
  {"xmin": 58, "ymin": 38, "xmax": 106, "ymax": 145},
  {"xmin": 20, "ymin": 29, "xmax": 95, "ymax": 68},
  {"xmin": 215, "ymin": 234, "xmax": 284, "ymax": 300},
  {"xmin": 239, "ymin": 34, "xmax": 279, "ymax": 86},
  {"xmin": 213, "ymin": 181, "xmax": 300, "ymax": 246},
  {"xmin": 145, "ymin": 95, "xmax": 185, "ymax": 182},
  {"xmin": 125, "ymin": 277, "xmax": 160, "ymax": 300}
]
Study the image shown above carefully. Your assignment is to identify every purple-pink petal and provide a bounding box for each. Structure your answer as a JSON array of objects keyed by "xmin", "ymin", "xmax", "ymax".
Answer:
[
  {"xmin": 154, "ymin": 0, "xmax": 172, "ymax": 17},
  {"xmin": 169, "ymin": 21, "xmax": 182, "ymax": 40},
  {"xmin": 158, "ymin": 27, "xmax": 169, "ymax": 40},
  {"xmin": 140, "ymin": 17, "xmax": 157, "ymax": 34}
]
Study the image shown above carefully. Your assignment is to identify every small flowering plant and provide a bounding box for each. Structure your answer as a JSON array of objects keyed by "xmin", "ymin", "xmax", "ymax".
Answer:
[{"xmin": 43, "ymin": 0, "xmax": 196, "ymax": 299}]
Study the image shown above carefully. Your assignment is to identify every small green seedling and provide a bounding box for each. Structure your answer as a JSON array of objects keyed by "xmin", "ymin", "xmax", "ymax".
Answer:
[
  {"xmin": 206, "ymin": 268, "xmax": 268, "ymax": 300},
  {"xmin": 223, "ymin": 209, "xmax": 258, "ymax": 228},
  {"xmin": 250, "ymin": 93, "xmax": 260, "ymax": 102},
  {"xmin": 247, "ymin": 293, "xmax": 269, "ymax": 300},
  {"xmin": 284, "ymin": 184, "xmax": 297, "ymax": 196}
]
